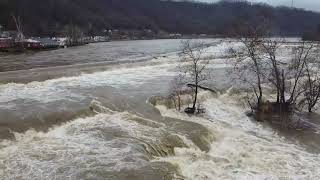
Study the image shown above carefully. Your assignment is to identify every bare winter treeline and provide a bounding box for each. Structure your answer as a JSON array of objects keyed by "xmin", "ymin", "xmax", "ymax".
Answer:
[{"xmin": 1, "ymin": 0, "xmax": 320, "ymax": 36}]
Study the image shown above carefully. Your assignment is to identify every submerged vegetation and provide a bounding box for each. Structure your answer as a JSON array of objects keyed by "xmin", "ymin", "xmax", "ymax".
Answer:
[
  {"xmin": 163, "ymin": 17, "xmax": 320, "ymax": 130},
  {"xmin": 226, "ymin": 19, "xmax": 320, "ymax": 127},
  {"xmin": 178, "ymin": 40, "xmax": 210, "ymax": 114}
]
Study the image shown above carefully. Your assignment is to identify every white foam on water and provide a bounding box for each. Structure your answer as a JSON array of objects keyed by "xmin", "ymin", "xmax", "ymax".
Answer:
[
  {"xmin": 0, "ymin": 41, "xmax": 232, "ymax": 110},
  {"xmin": 3, "ymin": 40, "xmax": 310, "ymax": 180},
  {"xmin": 155, "ymin": 94, "xmax": 320, "ymax": 180},
  {"xmin": 0, "ymin": 61, "xmax": 177, "ymax": 109},
  {"xmin": 0, "ymin": 110, "xmax": 170, "ymax": 179}
]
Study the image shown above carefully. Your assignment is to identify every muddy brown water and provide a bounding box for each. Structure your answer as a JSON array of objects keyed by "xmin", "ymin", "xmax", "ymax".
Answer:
[
  {"xmin": 1, "ymin": 39, "xmax": 320, "ymax": 179},
  {"xmin": 0, "ymin": 39, "xmax": 218, "ymax": 179}
]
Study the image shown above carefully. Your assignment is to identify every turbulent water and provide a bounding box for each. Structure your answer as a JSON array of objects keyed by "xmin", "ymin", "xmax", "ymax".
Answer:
[{"xmin": 0, "ymin": 39, "xmax": 320, "ymax": 180}]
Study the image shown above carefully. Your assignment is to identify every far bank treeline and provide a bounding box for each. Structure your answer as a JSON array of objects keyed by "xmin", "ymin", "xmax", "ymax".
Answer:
[{"xmin": 1, "ymin": 0, "xmax": 320, "ymax": 37}]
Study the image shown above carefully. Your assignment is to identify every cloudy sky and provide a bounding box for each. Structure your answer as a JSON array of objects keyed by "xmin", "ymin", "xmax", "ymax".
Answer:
[{"xmin": 198, "ymin": 0, "xmax": 320, "ymax": 12}]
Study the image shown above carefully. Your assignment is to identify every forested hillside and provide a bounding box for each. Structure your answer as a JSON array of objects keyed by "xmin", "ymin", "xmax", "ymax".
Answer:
[{"xmin": 0, "ymin": 0, "xmax": 320, "ymax": 36}]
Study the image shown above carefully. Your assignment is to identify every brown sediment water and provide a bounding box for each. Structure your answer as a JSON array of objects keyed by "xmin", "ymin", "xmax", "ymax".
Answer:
[
  {"xmin": 0, "ymin": 39, "xmax": 320, "ymax": 180},
  {"xmin": 259, "ymin": 112, "xmax": 320, "ymax": 154},
  {"xmin": 0, "ymin": 39, "xmax": 217, "ymax": 179}
]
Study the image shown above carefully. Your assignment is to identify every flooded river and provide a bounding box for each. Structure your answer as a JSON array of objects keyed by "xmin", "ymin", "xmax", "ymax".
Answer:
[{"xmin": 0, "ymin": 39, "xmax": 320, "ymax": 180}]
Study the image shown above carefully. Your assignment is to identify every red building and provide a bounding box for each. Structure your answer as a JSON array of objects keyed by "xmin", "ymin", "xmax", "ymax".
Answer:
[{"xmin": 0, "ymin": 38, "xmax": 14, "ymax": 50}]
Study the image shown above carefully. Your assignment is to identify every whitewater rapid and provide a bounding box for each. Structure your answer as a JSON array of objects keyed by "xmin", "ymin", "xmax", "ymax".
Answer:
[
  {"xmin": 156, "ymin": 93, "xmax": 320, "ymax": 179},
  {"xmin": 0, "ymin": 39, "xmax": 319, "ymax": 180}
]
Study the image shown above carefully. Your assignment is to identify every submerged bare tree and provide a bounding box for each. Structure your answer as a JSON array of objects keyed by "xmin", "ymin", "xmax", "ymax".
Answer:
[
  {"xmin": 231, "ymin": 40, "xmax": 265, "ymax": 110},
  {"xmin": 260, "ymin": 39, "xmax": 285, "ymax": 104},
  {"xmin": 179, "ymin": 40, "xmax": 209, "ymax": 113},
  {"xmin": 286, "ymin": 41, "xmax": 314, "ymax": 105},
  {"xmin": 295, "ymin": 42, "xmax": 320, "ymax": 112},
  {"xmin": 233, "ymin": 38, "xmax": 320, "ymax": 115},
  {"xmin": 230, "ymin": 15, "xmax": 320, "ymax": 118},
  {"xmin": 169, "ymin": 74, "xmax": 186, "ymax": 111},
  {"xmin": 228, "ymin": 17, "xmax": 271, "ymax": 111},
  {"xmin": 303, "ymin": 68, "xmax": 320, "ymax": 112}
]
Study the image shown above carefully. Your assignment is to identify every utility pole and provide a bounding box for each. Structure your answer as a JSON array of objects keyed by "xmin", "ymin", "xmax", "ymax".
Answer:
[{"xmin": 291, "ymin": 0, "xmax": 294, "ymax": 9}]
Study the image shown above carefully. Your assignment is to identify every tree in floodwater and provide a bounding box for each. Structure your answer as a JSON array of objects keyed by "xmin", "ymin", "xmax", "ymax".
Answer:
[
  {"xmin": 169, "ymin": 74, "xmax": 186, "ymax": 111},
  {"xmin": 229, "ymin": 14, "xmax": 320, "ymax": 118},
  {"xmin": 179, "ymin": 40, "xmax": 209, "ymax": 113},
  {"xmin": 294, "ymin": 42, "xmax": 320, "ymax": 112},
  {"xmin": 228, "ymin": 16, "xmax": 271, "ymax": 111},
  {"xmin": 232, "ymin": 37, "xmax": 320, "ymax": 116},
  {"xmin": 303, "ymin": 66, "xmax": 320, "ymax": 113},
  {"xmin": 260, "ymin": 38, "xmax": 285, "ymax": 104}
]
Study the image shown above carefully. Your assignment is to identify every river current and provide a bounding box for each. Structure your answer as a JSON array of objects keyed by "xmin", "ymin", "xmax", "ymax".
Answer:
[{"xmin": 0, "ymin": 39, "xmax": 319, "ymax": 180}]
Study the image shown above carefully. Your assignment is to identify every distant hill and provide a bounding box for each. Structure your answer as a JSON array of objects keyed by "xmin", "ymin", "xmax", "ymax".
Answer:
[{"xmin": 0, "ymin": 0, "xmax": 320, "ymax": 37}]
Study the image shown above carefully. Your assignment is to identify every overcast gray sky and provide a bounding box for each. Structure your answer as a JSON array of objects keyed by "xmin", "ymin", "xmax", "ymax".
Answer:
[{"xmin": 198, "ymin": 0, "xmax": 320, "ymax": 12}]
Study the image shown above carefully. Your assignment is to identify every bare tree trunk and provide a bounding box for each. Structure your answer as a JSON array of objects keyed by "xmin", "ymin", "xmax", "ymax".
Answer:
[
  {"xmin": 177, "ymin": 93, "xmax": 181, "ymax": 111},
  {"xmin": 310, "ymin": 92, "xmax": 320, "ymax": 112},
  {"xmin": 172, "ymin": 96, "xmax": 177, "ymax": 110},
  {"xmin": 254, "ymin": 57, "xmax": 263, "ymax": 110},
  {"xmin": 274, "ymin": 63, "xmax": 281, "ymax": 104},
  {"xmin": 307, "ymin": 68, "xmax": 313, "ymax": 112},
  {"xmin": 192, "ymin": 73, "xmax": 199, "ymax": 110},
  {"xmin": 309, "ymin": 104, "xmax": 312, "ymax": 113},
  {"xmin": 281, "ymin": 69, "xmax": 286, "ymax": 104},
  {"xmin": 179, "ymin": 40, "xmax": 210, "ymax": 114},
  {"xmin": 193, "ymin": 85, "xmax": 198, "ymax": 110},
  {"xmin": 305, "ymin": 67, "xmax": 320, "ymax": 113}
]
